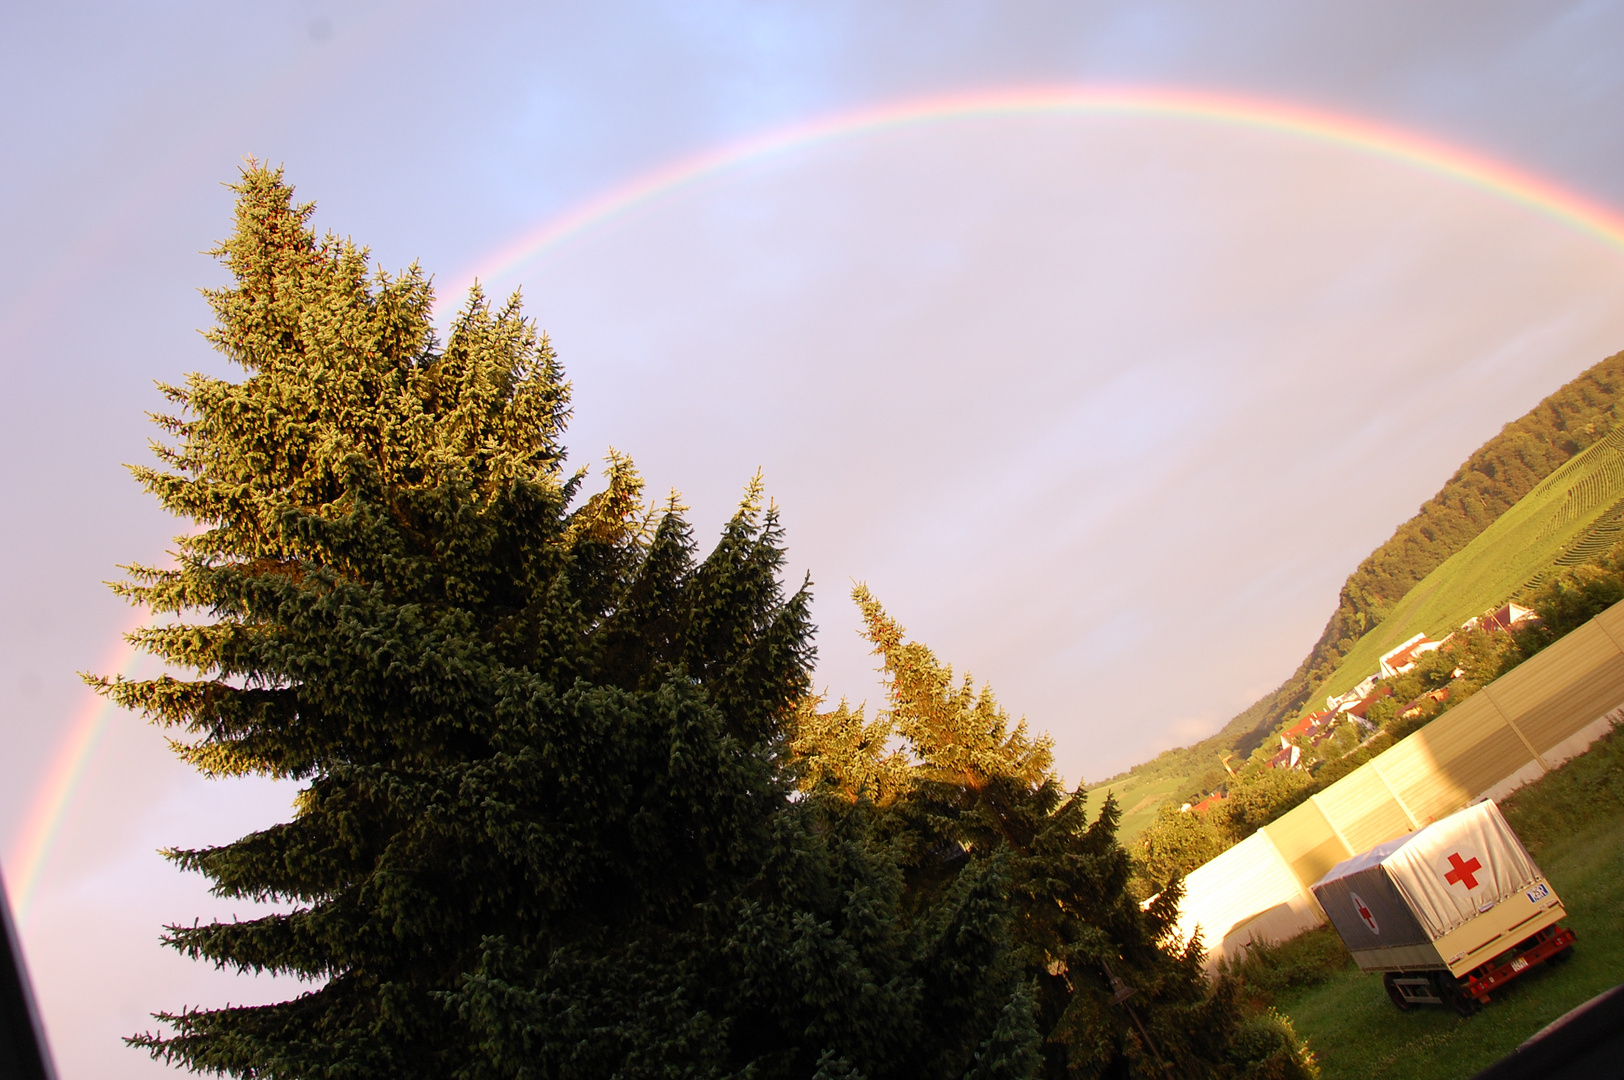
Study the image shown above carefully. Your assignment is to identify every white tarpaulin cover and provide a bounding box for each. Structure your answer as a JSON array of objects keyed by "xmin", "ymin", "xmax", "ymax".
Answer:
[{"xmin": 1376, "ymin": 801, "xmax": 1541, "ymax": 940}]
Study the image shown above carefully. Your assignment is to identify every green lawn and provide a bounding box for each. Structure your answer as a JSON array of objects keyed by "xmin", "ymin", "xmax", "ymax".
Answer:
[{"xmin": 1257, "ymin": 723, "xmax": 1624, "ymax": 1079}]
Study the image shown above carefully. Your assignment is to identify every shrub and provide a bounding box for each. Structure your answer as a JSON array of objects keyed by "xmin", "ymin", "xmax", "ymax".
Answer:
[{"xmin": 1227, "ymin": 1010, "xmax": 1320, "ymax": 1080}]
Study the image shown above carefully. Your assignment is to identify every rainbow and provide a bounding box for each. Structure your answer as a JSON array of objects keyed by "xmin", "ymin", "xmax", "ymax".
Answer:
[
  {"xmin": 6, "ymin": 614, "xmax": 147, "ymax": 923},
  {"xmin": 18, "ymin": 85, "xmax": 1624, "ymax": 924},
  {"xmin": 448, "ymin": 84, "xmax": 1624, "ymax": 298}
]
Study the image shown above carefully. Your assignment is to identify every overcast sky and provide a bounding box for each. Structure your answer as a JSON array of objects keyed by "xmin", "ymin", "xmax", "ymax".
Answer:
[{"xmin": 5, "ymin": 3, "xmax": 1624, "ymax": 1076}]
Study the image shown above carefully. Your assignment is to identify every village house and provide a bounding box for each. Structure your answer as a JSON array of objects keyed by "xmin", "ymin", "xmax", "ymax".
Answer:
[
  {"xmin": 1343, "ymin": 685, "xmax": 1389, "ymax": 721},
  {"xmin": 1283, "ymin": 709, "xmax": 1333, "ymax": 743},
  {"xmin": 1179, "ymin": 791, "xmax": 1227, "ymax": 814},
  {"xmin": 1377, "ymin": 632, "xmax": 1447, "ymax": 678},
  {"xmin": 1325, "ymin": 673, "xmax": 1378, "ymax": 712},
  {"xmin": 1462, "ymin": 601, "xmax": 1538, "ymax": 634},
  {"xmin": 1255, "ymin": 601, "xmax": 1546, "ymax": 775},
  {"xmin": 1266, "ymin": 742, "xmax": 1303, "ymax": 770}
]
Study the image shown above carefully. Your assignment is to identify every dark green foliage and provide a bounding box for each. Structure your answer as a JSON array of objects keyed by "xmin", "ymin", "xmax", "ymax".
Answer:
[
  {"xmin": 1224, "ymin": 1012, "xmax": 1318, "ymax": 1080},
  {"xmin": 1305, "ymin": 743, "xmax": 1380, "ymax": 790},
  {"xmin": 1219, "ymin": 769, "xmax": 1317, "ymax": 841},
  {"xmin": 1517, "ymin": 536, "xmax": 1624, "ymax": 645},
  {"xmin": 794, "ymin": 589, "xmax": 1314, "ymax": 1079},
  {"xmin": 1219, "ymin": 928, "xmax": 1350, "ymax": 1009},
  {"xmin": 448, "ymin": 793, "xmax": 1023, "ymax": 1080},
  {"xmin": 1134, "ymin": 767, "xmax": 1315, "ymax": 889},
  {"xmin": 1136, "ymin": 803, "xmax": 1229, "ymax": 887},
  {"xmin": 105, "ymin": 165, "xmax": 1045, "ymax": 1080},
  {"xmin": 108, "ymin": 164, "xmax": 1334, "ymax": 1079}
]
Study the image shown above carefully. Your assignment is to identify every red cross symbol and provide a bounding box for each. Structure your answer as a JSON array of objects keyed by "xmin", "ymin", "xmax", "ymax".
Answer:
[
  {"xmin": 1351, "ymin": 892, "xmax": 1379, "ymax": 934},
  {"xmin": 1444, "ymin": 852, "xmax": 1482, "ymax": 889}
]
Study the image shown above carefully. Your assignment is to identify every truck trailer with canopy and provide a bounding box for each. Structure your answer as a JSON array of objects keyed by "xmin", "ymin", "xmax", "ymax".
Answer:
[{"xmin": 1311, "ymin": 800, "xmax": 1573, "ymax": 1013}]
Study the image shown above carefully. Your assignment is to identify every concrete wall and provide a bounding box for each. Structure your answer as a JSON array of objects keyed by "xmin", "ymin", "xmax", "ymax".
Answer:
[{"xmin": 1171, "ymin": 599, "xmax": 1624, "ymax": 971}]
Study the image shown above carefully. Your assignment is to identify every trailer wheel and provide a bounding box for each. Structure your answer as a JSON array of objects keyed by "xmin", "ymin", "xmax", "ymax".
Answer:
[
  {"xmin": 1546, "ymin": 944, "xmax": 1574, "ymax": 965},
  {"xmin": 1383, "ymin": 973, "xmax": 1415, "ymax": 1011},
  {"xmin": 1430, "ymin": 972, "xmax": 1480, "ymax": 1017}
]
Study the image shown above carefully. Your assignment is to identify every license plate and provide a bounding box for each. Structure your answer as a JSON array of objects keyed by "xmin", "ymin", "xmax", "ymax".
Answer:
[
  {"xmin": 1511, "ymin": 957, "xmax": 1528, "ymax": 972},
  {"xmin": 1526, "ymin": 883, "xmax": 1550, "ymax": 903}
]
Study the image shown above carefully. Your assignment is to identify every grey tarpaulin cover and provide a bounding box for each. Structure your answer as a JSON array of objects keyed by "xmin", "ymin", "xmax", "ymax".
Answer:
[{"xmin": 1315, "ymin": 800, "xmax": 1542, "ymax": 941}]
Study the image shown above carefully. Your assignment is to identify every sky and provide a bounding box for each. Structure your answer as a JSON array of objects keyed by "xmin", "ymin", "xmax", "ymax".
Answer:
[{"xmin": 4, "ymin": 2, "xmax": 1624, "ymax": 1075}]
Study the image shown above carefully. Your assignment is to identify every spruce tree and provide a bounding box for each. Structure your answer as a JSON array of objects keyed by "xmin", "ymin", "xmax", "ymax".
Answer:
[
  {"xmin": 102, "ymin": 165, "xmax": 1042, "ymax": 1079},
  {"xmin": 791, "ymin": 586, "xmax": 1319, "ymax": 1079},
  {"xmin": 103, "ymin": 164, "xmax": 1308, "ymax": 1079},
  {"xmin": 99, "ymin": 163, "xmax": 819, "ymax": 1076}
]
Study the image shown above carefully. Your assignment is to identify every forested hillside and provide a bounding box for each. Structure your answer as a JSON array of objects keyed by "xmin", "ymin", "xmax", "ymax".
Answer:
[
  {"xmin": 1297, "ymin": 348, "xmax": 1624, "ymax": 698},
  {"xmin": 1095, "ymin": 346, "xmax": 1624, "ymax": 829}
]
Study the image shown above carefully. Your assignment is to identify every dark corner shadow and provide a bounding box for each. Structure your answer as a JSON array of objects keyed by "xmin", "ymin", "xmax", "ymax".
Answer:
[
  {"xmin": 1469, "ymin": 983, "xmax": 1624, "ymax": 1080},
  {"xmin": 0, "ymin": 869, "xmax": 56, "ymax": 1080}
]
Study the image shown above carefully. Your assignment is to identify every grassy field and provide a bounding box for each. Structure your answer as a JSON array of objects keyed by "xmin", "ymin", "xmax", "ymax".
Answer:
[
  {"xmin": 1250, "ymin": 722, "xmax": 1624, "ymax": 1079},
  {"xmin": 1308, "ymin": 427, "xmax": 1624, "ymax": 708},
  {"xmin": 1088, "ymin": 773, "xmax": 1189, "ymax": 844}
]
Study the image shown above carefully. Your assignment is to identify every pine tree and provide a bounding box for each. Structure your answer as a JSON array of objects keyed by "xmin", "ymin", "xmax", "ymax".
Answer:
[
  {"xmin": 99, "ymin": 163, "xmax": 825, "ymax": 1077},
  {"xmin": 792, "ymin": 586, "xmax": 1317, "ymax": 1079},
  {"xmin": 103, "ymin": 164, "xmax": 1306, "ymax": 1079},
  {"xmin": 103, "ymin": 164, "xmax": 1055, "ymax": 1080}
]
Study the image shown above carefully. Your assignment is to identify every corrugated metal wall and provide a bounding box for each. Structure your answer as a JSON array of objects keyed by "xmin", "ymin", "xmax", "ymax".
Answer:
[{"xmin": 1172, "ymin": 600, "xmax": 1624, "ymax": 970}]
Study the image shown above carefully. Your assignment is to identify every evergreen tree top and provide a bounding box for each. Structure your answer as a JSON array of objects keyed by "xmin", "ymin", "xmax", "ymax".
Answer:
[{"xmin": 100, "ymin": 164, "xmax": 823, "ymax": 1077}]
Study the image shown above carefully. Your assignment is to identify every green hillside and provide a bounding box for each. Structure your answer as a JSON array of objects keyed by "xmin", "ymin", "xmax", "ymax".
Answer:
[
  {"xmin": 1091, "ymin": 346, "xmax": 1624, "ymax": 837},
  {"xmin": 1291, "ymin": 348, "xmax": 1624, "ymax": 702},
  {"xmin": 1310, "ymin": 422, "xmax": 1624, "ymax": 706},
  {"xmin": 1090, "ymin": 773, "xmax": 1191, "ymax": 843}
]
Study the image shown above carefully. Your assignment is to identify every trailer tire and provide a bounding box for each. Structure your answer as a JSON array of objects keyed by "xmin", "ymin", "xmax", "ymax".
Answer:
[
  {"xmin": 1384, "ymin": 973, "xmax": 1415, "ymax": 1011},
  {"xmin": 1547, "ymin": 944, "xmax": 1574, "ymax": 965},
  {"xmin": 1430, "ymin": 972, "xmax": 1479, "ymax": 1017}
]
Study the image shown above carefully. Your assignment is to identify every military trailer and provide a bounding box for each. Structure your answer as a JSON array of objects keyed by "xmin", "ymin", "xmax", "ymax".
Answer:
[{"xmin": 1311, "ymin": 800, "xmax": 1573, "ymax": 1014}]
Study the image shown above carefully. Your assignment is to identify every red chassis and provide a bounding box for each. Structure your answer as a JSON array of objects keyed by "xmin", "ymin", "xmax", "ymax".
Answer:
[{"xmin": 1384, "ymin": 925, "xmax": 1576, "ymax": 1016}]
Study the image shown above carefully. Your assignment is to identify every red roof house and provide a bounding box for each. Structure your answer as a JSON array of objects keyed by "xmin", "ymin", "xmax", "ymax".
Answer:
[{"xmin": 1378, "ymin": 633, "xmax": 1447, "ymax": 679}]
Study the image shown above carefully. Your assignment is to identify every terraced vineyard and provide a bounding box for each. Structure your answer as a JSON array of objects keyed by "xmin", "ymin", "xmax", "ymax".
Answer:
[
  {"xmin": 1088, "ymin": 347, "xmax": 1624, "ymax": 835},
  {"xmin": 1308, "ymin": 423, "xmax": 1624, "ymax": 706}
]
